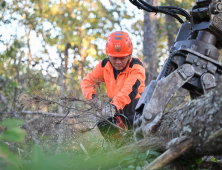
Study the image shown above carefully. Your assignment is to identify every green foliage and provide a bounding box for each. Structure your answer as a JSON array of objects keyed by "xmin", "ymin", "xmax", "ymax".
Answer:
[
  {"xmin": 0, "ymin": 119, "xmax": 25, "ymax": 142},
  {"xmin": 121, "ymin": 149, "xmax": 161, "ymax": 170},
  {"xmin": 195, "ymin": 158, "xmax": 202, "ymax": 165},
  {"xmin": 1, "ymin": 119, "xmax": 23, "ymax": 127},
  {"xmin": 211, "ymin": 157, "xmax": 216, "ymax": 162},
  {"xmin": 0, "ymin": 119, "xmax": 25, "ymax": 168},
  {"xmin": 0, "ymin": 127, "xmax": 24, "ymax": 142},
  {"xmin": 20, "ymin": 145, "xmax": 72, "ymax": 170}
]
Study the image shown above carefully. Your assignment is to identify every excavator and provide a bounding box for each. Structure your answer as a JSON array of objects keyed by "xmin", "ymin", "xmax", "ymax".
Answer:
[{"xmin": 129, "ymin": 0, "xmax": 222, "ymax": 140}]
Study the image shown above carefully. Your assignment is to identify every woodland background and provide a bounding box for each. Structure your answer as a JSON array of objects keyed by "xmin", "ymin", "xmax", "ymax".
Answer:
[{"xmin": 0, "ymin": 0, "xmax": 211, "ymax": 169}]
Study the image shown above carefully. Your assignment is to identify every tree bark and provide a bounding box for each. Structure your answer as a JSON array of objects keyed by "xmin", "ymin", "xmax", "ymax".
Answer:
[
  {"xmin": 143, "ymin": 0, "xmax": 158, "ymax": 86},
  {"xmin": 56, "ymin": 53, "xmax": 64, "ymax": 153}
]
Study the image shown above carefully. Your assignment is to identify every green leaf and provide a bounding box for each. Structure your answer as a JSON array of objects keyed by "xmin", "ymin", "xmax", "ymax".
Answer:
[
  {"xmin": 140, "ymin": 160, "xmax": 149, "ymax": 167},
  {"xmin": 123, "ymin": 155, "xmax": 134, "ymax": 161},
  {"xmin": 32, "ymin": 145, "xmax": 45, "ymax": 164},
  {"xmin": 195, "ymin": 158, "xmax": 202, "ymax": 164},
  {"xmin": 1, "ymin": 119, "xmax": 23, "ymax": 127},
  {"xmin": 145, "ymin": 150, "xmax": 150, "ymax": 159},
  {"xmin": 128, "ymin": 165, "xmax": 134, "ymax": 168},
  {"xmin": 0, "ymin": 142, "xmax": 9, "ymax": 156},
  {"xmin": 211, "ymin": 157, "xmax": 216, "ymax": 162},
  {"xmin": 133, "ymin": 150, "xmax": 138, "ymax": 158},
  {"xmin": 143, "ymin": 160, "xmax": 149, "ymax": 165},
  {"xmin": 1, "ymin": 127, "xmax": 25, "ymax": 142},
  {"xmin": 6, "ymin": 152, "xmax": 21, "ymax": 167},
  {"xmin": 127, "ymin": 159, "xmax": 136, "ymax": 164},
  {"xmin": 147, "ymin": 158, "xmax": 155, "ymax": 163},
  {"xmin": 149, "ymin": 149, "xmax": 161, "ymax": 157},
  {"xmin": 0, "ymin": 135, "xmax": 3, "ymax": 141},
  {"xmin": 136, "ymin": 166, "xmax": 142, "ymax": 170},
  {"xmin": 138, "ymin": 153, "xmax": 146, "ymax": 160},
  {"xmin": 0, "ymin": 143, "xmax": 21, "ymax": 167}
]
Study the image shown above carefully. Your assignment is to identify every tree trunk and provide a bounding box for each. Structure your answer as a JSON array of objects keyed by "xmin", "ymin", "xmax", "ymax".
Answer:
[
  {"xmin": 165, "ymin": 0, "xmax": 178, "ymax": 50},
  {"xmin": 143, "ymin": 0, "xmax": 158, "ymax": 86},
  {"xmin": 64, "ymin": 43, "xmax": 71, "ymax": 74},
  {"xmin": 56, "ymin": 53, "xmax": 64, "ymax": 153}
]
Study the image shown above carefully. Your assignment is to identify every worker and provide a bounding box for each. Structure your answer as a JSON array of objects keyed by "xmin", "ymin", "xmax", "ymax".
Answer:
[{"xmin": 80, "ymin": 31, "xmax": 145, "ymax": 139}]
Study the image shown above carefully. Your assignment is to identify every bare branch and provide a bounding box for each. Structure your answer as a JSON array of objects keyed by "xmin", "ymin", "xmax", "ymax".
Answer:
[
  {"xmin": 0, "ymin": 111, "xmax": 85, "ymax": 118},
  {"xmin": 19, "ymin": 93, "xmax": 91, "ymax": 112}
]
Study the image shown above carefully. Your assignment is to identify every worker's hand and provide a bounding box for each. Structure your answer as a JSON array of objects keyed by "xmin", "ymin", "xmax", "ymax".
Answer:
[
  {"xmin": 89, "ymin": 96, "xmax": 102, "ymax": 112},
  {"xmin": 100, "ymin": 103, "xmax": 117, "ymax": 119}
]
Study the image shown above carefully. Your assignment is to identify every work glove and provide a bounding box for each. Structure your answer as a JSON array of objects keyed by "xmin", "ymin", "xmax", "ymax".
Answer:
[
  {"xmin": 100, "ymin": 103, "xmax": 117, "ymax": 119},
  {"xmin": 89, "ymin": 95, "xmax": 102, "ymax": 112}
]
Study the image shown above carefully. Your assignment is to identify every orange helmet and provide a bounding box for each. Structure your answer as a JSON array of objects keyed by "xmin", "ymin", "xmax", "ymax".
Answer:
[{"xmin": 106, "ymin": 31, "xmax": 133, "ymax": 57}]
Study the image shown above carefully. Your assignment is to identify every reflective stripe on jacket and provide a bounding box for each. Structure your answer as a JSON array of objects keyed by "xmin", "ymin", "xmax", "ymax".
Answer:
[{"xmin": 80, "ymin": 57, "xmax": 145, "ymax": 112}]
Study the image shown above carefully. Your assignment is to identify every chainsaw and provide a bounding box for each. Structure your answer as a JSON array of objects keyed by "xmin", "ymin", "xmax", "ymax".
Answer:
[{"xmin": 129, "ymin": 0, "xmax": 222, "ymax": 141}]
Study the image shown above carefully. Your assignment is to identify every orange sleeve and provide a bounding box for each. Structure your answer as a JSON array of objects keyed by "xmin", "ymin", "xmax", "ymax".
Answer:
[
  {"xmin": 111, "ymin": 64, "xmax": 145, "ymax": 112},
  {"xmin": 80, "ymin": 61, "xmax": 104, "ymax": 100}
]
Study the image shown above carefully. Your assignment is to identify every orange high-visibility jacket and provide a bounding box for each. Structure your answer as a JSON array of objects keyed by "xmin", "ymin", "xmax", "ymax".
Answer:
[{"xmin": 80, "ymin": 57, "xmax": 145, "ymax": 112}]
